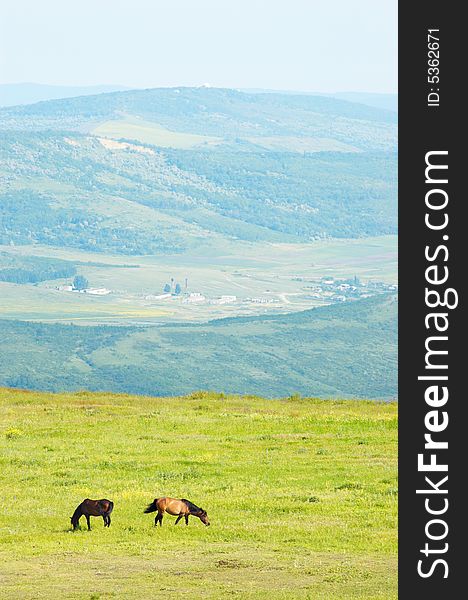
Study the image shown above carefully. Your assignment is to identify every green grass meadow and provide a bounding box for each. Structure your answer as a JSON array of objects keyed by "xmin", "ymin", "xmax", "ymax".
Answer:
[
  {"xmin": 0, "ymin": 389, "xmax": 397, "ymax": 599},
  {"xmin": 93, "ymin": 117, "xmax": 222, "ymax": 149}
]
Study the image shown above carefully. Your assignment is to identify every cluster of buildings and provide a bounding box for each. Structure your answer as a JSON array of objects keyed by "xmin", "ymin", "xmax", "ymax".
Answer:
[
  {"xmin": 246, "ymin": 296, "xmax": 277, "ymax": 305},
  {"xmin": 183, "ymin": 292, "xmax": 206, "ymax": 304},
  {"xmin": 55, "ymin": 273, "xmax": 396, "ymax": 310},
  {"xmin": 57, "ymin": 284, "xmax": 111, "ymax": 296},
  {"xmin": 158, "ymin": 277, "xmax": 240, "ymax": 306},
  {"xmin": 144, "ymin": 288, "xmax": 238, "ymax": 306},
  {"xmin": 304, "ymin": 276, "xmax": 397, "ymax": 303},
  {"xmin": 211, "ymin": 295, "xmax": 237, "ymax": 305}
]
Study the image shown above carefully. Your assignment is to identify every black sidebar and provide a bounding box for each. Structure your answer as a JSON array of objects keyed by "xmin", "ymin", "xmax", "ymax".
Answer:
[{"xmin": 399, "ymin": 2, "xmax": 465, "ymax": 597}]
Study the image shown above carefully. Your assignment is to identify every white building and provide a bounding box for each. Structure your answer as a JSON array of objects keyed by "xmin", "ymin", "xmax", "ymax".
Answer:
[
  {"xmin": 183, "ymin": 292, "xmax": 206, "ymax": 304},
  {"xmin": 212, "ymin": 295, "xmax": 237, "ymax": 305},
  {"xmin": 84, "ymin": 288, "xmax": 111, "ymax": 296},
  {"xmin": 146, "ymin": 293, "xmax": 172, "ymax": 300},
  {"xmin": 248, "ymin": 297, "xmax": 273, "ymax": 304}
]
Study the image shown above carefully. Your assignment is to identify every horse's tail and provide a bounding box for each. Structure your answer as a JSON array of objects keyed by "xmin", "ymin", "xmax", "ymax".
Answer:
[
  {"xmin": 107, "ymin": 501, "xmax": 114, "ymax": 515},
  {"xmin": 144, "ymin": 499, "xmax": 159, "ymax": 513}
]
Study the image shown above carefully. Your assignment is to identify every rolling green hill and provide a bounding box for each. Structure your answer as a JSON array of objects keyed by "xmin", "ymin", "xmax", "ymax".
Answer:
[
  {"xmin": 0, "ymin": 252, "xmax": 77, "ymax": 284},
  {"xmin": 0, "ymin": 87, "xmax": 396, "ymax": 255},
  {"xmin": 0, "ymin": 87, "xmax": 397, "ymax": 148},
  {"xmin": 0, "ymin": 294, "xmax": 397, "ymax": 399},
  {"xmin": 0, "ymin": 137, "xmax": 396, "ymax": 254}
]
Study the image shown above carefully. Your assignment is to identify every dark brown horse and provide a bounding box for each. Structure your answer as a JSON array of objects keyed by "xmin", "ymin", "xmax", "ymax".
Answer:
[
  {"xmin": 70, "ymin": 499, "xmax": 114, "ymax": 530},
  {"xmin": 144, "ymin": 497, "xmax": 210, "ymax": 526}
]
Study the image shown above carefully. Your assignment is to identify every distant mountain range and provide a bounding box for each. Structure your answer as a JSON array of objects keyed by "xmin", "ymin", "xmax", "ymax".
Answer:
[
  {"xmin": 328, "ymin": 92, "xmax": 397, "ymax": 112},
  {"xmin": 0, "ymin": 82, "xmax": 130, "ymax": 107},
  {"xmin": 0, "ymin": 86, "xmax": 397, "ymax": 135},
  {"xmin": 242, "ymin": 89, "xmax": 397, "ymax": 112},
  {"xmin": 0, "ymin": 82, "xmax": 397, "ymax": 112}
]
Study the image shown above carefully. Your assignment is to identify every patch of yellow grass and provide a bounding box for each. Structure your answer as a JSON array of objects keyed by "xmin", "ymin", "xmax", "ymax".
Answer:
[{"xmin": 93, "ymin": 117, "xmax": 222, "ymax": 149}]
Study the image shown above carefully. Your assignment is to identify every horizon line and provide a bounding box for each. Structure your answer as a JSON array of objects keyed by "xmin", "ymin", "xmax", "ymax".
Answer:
[{"xmin": 0, "ymin": 81, "xmax": 398, "ymax": 96}]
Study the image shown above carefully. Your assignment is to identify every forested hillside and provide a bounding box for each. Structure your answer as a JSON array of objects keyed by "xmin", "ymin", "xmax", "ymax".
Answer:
[
  {"xmin": 0, "ymin": 294, "xmax": 397, "ymax": 399},
  {"xmin": 0, "ymin": 87, "xmax": 396, "ymax": 254},
  {"xmin": 0, "ymin": 87, "xmax": 397, "ymax": 148},
  {"xmin": 0, "ymin": 129, "xmax": 396, "ymax": 252}
]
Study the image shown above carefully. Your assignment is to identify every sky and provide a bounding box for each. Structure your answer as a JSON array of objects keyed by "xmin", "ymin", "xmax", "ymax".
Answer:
[{"xmin": 0, "ymin": 0, "xmax": 397, "ymax": 93}]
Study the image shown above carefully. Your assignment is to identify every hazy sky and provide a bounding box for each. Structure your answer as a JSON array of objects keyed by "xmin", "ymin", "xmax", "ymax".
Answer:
[{"xmin": 0, "ymin": 0, "xmax": 397, "ymax": 93}]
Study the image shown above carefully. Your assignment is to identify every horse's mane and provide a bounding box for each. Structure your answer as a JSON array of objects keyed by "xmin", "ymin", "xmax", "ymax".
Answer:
[
  {"xmin": 71, "ymin": 504, "xmax": 82, "ymax": 522},
  {"xmin": 181, "ymin": 499, "xmax": 202, "ymax": 513}
]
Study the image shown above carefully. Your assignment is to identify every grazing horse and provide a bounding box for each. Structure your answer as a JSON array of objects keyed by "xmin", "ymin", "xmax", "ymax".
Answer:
[
  {"xmin": 144, "ymin": 497, "xmax": 210, "ymax": 527},
  {"xmin": 70, "ymin": 498, "xmax": 114, "ymax": 530}
]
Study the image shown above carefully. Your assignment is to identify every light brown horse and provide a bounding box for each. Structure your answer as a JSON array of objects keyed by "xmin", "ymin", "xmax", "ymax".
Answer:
[
  {"xmin": 144, "ymin": 497, "xmax": 210, "ymax": 526},
  {"xmin": 71, "ymin": 499, "xmax": 114, "ymax": 530}
]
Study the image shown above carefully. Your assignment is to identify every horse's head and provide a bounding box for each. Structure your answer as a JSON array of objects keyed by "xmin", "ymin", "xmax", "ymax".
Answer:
[
  {"xmin": 70, "ymin": 516, "xmax": 79, "ymax": 530},
  {"xmin": 198, "ymin": 509, "xmax": 210, "ymax": 526}
]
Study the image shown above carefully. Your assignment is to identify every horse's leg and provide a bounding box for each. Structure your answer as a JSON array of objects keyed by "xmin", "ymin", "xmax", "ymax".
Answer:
[
  {"xmin": 185, "ymin": 514, "xmax": 189, "ymax": 525},
  {"xmin": 175, "ymin": 515, "xmax": 183, "ymax": 525},
  {"xmin": 86, "ymin": 514, "xmax": 91, "ymax": 530},
  {"xmin": 107, "ymin": 515, "xmax": 111, "ymax": 527},
  {"xmin": 159, "ymin": 512, "xmax": 164, "ymax": 527}
]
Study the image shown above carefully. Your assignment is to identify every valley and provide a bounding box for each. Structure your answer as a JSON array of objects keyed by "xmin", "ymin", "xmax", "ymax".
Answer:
[
  {"xmin": 1, "ymin": 235, "xmax": 396, "ymax": 324},
  {"xmin": 0, "ymin": 87, "xmax": 397, "ymax": 399}
]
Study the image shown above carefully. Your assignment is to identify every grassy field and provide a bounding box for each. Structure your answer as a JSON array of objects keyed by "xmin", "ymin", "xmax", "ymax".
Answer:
[
  {"xmin": 93, "ymin": 118, "xmax": 359, "ymax": 153},
  {"xmin": 93, "ymin": 117, "xmax": 222, "ymax": 149},
  {"xmin": 0, "ymin": 388, "xmax": 397, "ymax": 599}
]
